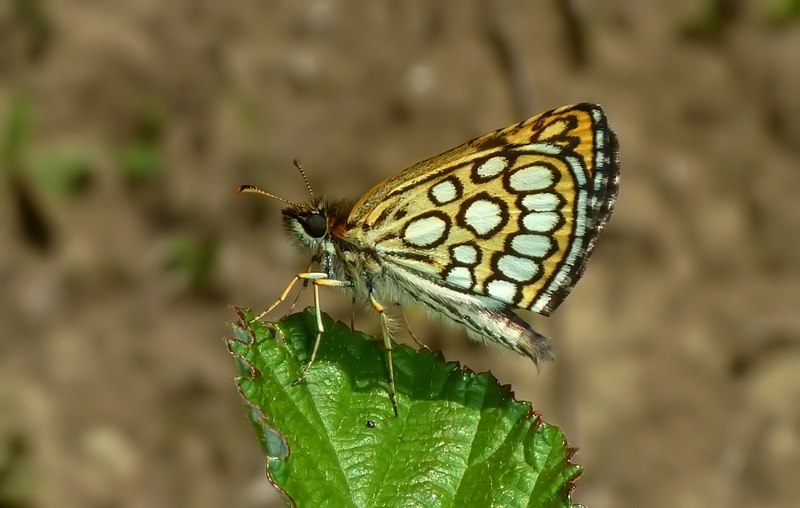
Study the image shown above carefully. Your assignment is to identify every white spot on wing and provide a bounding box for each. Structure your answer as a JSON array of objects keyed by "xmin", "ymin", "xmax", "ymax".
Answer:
[
  {"xmin": 517, "ymin": 143, "xmax": 561, "ymax": 155},
  {"xmin": 453, "ymin": 244, "xmax": 478, "ymax": 265},
  {"xmin": 431, "ymin": 180, "xmax": 457, "ymax": 204},
  {"xmin": 511, "ymin": 234, "xmax": 552, "ymax": 258},
  {"xmin": 486, "ymin": 279, "xmax": 517, "ymax": 303},
  {"xmin": 522, "ymin": 193, "xmax": 560, "ymax": 211},
  {"xmin": 404, "ymin": 215, "xmax": 447, "ymax": 247},
  {"xmin": 509, "ymin": 165, "xmax": 553, "ymax": 192},
  {"xmin": 464, "ymin": 200, "xmax": 502, "ymax": 235},
  {"xmin": 522, "ymin": 211, "xmax": 560, "ymax": 232},
  {"xmin": 476, "ymin": 156, "xmax": 507, "ymax": 179},
  {"xmin": 498, "ymin": 255, "xmax": 538, "ymax": 282},
  {"xmin": 566, "ymin": 156, "xmax": 587, "ymax": 186},
  {"xmin": 591, "ymin": 106, "xmax": 602, "ymax": 123},
  {"xmin": 445, "ymin": 267, "xmax": 472, "ymax": 288}
]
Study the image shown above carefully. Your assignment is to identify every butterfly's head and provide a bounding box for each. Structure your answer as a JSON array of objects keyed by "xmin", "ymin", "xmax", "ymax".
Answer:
[
  {"xmin": 237, "ymin": 159, "xmax": 323, "ymax": 246},
  {"xmin": 237, "ymin": 160, "xmax": 352, "ymax": 254},
  {"xmin": 281, "ymin": 199, "xmax": 354, "ymax": 250},
  {"xmin": 236, "ymin": 182, "xmax": 323, "ymax": 239},
  {"xmin": 236, "ymin": 184, "xmax": 352, "ymax": 258},
  {"xmin": 281, "ymin": 203, "xmax": 330, "ymax": 248}
]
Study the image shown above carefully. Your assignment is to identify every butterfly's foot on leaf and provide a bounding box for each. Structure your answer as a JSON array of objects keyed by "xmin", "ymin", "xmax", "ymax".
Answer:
[
  {"xmin": 246, "ymin": 306, "xmax": 273, "ymax": 326},
  {"xmin": 292, "ymin": 358, "xmax": 315, "ymax": 387},
  {"xmin": 263, "ymin": 322, "xmax": 286, "ymax": 346},
  {"xmin": 399, "ymin": 307, "xmax": 432, "ymax": 351},
  {"xmin": 387, "ymin": 384, "xmax": 399, "ymax": 417},
  {"xmin": 292, "ymin": 327, "xmax": 325, "ymax": 387},
  {"xmin": 408, "ymin": 332, "xmax": 432, "ymax": 352},
  {"xmin": 291, "ymin": 352, "xmax": 313, "ymax": 385}
]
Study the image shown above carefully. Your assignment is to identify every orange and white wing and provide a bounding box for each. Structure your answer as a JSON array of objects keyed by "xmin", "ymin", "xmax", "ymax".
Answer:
[{"xmin": 345, "ymin": 103, "xmax": 620, "ymax": 316}]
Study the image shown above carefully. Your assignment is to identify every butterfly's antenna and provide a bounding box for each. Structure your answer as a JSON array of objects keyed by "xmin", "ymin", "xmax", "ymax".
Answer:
[
  {"xmin": 293, "ymin": 158, "xmax": 317, "ymax": 202},
  {"xmin": 236, "ymin": 184, "xmax": 301, "ymax": 207}
]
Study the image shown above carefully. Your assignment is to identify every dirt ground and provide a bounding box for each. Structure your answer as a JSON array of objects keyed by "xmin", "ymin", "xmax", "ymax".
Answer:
[{"xmin": 1, "ymin": 1, "xmax": 799, "ymax": 507}]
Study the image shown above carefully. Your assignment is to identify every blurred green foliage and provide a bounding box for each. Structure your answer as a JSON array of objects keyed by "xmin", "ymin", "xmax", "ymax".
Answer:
[
  {"xmin": 682, "ymin": 0, "xmax": 799, "ymax": 37},
  {"xmin": 768, "ymin": 0, "xmax": 800, "ymax": 22},
  {"xmin": 118, "ymin": 97, "xmax": 168, "ymax": 182},
  {"xmin": 2, "ymin": 93, "xmax": 54, "ymax": 250},
  {"xmin": 167, "ymin": 233, "xmax": 219, "ymax": 293},
  {"xmin": 1, "ymin": 94, "xmax": 32, "ymax": 173},
  {"xmin": 681, "ymin": 0, "xmax": 739, "ymax": 39},
  {"xmin": 12, "ymin": 0, "xmax": 52, "ymax": 60},
  {"xmin": 0, "ymin": 428, "xmax": 36, "ymax": 507},
  {"xmin": 3, "ymin": 93, "xmax": 94, "ymax": 198},
  {"xmin": 32, "ymin": 150, "xmax": 94, "ymax": 196},
  {"xmin": 118, "ymin": 143, "xmax": 163, "ymax": 182}
]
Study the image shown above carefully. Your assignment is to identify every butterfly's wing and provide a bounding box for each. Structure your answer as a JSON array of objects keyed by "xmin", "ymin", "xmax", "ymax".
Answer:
[{"xmin": 346, "ymin": 103, "xmax": 619, "ymax": 316}]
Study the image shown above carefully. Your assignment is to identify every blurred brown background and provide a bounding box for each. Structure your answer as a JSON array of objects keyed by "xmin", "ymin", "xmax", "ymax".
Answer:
[{"xmin": 1, "ymin": 1, "xmax": 799, "ymax": 507}]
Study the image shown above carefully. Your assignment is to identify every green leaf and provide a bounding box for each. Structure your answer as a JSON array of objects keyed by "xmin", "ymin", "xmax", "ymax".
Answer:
[{"xmin": 228, "ymin": 308, "xmax": 581, "ymax": 507}]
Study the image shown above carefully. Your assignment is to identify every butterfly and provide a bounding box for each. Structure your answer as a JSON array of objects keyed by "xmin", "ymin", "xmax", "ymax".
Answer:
[{"xmin": 238, "ymin": 103, "xmax": 620, "ymax": 416}]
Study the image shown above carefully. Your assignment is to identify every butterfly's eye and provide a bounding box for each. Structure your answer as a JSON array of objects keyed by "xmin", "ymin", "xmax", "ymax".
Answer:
[{"xmin": 302, "ymin": 213, "xmax": 328, "ymax": 238}]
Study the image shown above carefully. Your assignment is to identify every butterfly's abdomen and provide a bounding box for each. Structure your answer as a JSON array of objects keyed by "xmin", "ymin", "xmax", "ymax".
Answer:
[{"xmin": 382, "ymin": 263, "xmax": 553, "ymax": 365}]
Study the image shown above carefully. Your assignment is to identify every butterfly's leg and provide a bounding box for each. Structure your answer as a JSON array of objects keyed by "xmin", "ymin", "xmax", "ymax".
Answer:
[
  {"xmin": 398, "ymin": 306, "xmax": 430, "ymax": 351},
  {"xmin": 280, "ymin": 257, "xmax": 320, "ymax": 319},
  {"xmin": 253, "ymin": 271, "xmax": 328, "ymax": 322},
  {"xmin": 292, "ymin": 276, "xmax": 352, "ymax": 385},
  {"xmin": 330, "ymin": 244, "xmax": 357, "ymax": 330},
  {"xmin": 350, "ymin": 294, "xmax": 357, "ymax": 330},
  {"xmin": 253, "ymin": 275, "xmax": 300, "ymax": 322},
  {"xmin": 370, "ymin": 294, "xmax": 400, "ymax": 417},
  {"xmin": 279, "ymin": 279, "xmax": 309, "ymax": 320}
]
